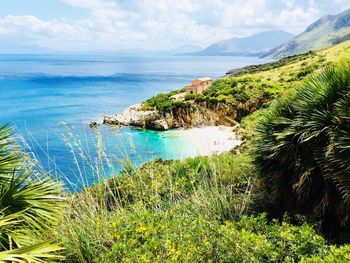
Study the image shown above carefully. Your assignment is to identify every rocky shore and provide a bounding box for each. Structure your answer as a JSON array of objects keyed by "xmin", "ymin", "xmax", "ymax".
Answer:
[
  {"xmin": 103, "ymin": 103, "xmax": 237, "ymax": 131},
  {"xmin": 103, "ymin": 104, "xmax": 177, "ymax": 130}
]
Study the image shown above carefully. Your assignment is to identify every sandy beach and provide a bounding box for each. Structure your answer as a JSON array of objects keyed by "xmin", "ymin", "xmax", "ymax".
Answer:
[{"xmin": 173, "ymin": 126, "xmax": 242, "ymax": 156}]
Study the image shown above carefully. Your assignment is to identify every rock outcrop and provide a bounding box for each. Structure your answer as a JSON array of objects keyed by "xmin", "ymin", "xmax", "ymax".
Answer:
[
  {"xmin": 103, "ymin": 103, "xmax": 237, "ymax": 131},
  {"xmin": 103, "ymin": 104, "xmax": 178, "ymax": 130}
]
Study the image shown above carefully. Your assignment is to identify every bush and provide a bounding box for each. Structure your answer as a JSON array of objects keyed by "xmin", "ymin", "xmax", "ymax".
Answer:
[
  {"xmin": 184, "ymin": 93, "xmax": 205, "ymax": 102},
  {"xmin": 303, "ymin": 245, "xmax": 350, "ymax": 262},
  {"xmin": 142, "ymin": 93, "xmax": 174, "ymax": 112},
  {"xmin": 104, "ymin": 208, "xmax": 329, "ymax": 262},
  {"xmin": 252, "ymin": 61, "xmax": 350, "ymax": 239}
]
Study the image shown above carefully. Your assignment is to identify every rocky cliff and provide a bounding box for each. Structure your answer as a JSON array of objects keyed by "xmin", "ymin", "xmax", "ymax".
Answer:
[{"xmin": 103, "ymin": 103, "xmax": 236, "ymax": 130}]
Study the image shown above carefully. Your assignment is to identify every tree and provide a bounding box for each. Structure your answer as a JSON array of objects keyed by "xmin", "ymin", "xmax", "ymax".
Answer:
[{"xmin": 252, "ymin": 61, "xmax": 350, "ymax": 239}]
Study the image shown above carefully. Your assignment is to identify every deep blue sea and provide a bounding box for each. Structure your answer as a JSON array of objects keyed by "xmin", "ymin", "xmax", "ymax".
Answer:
[{"xmin": 0, "ymin": 54, "xmax": 270, "ymax": 190}]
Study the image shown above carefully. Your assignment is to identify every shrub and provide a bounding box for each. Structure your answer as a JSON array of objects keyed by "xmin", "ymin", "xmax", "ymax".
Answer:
[
  {"xmin": 184, "ymin": 93, "xmax": 205, "ymax": 102},
  {"xmin": 142, "ymin": 93, "xmax": 174, "ymax": 112},
  {"xmin": 303, "ymin": 245, "xmax": 350, "ymax": 262},
  {"xmin": 103, "ymin": 208, "xmax": 329, "ymax": 262},
  {"xmin": 252, "ymin": 61, "xmax": 350, "ymax": 239}
]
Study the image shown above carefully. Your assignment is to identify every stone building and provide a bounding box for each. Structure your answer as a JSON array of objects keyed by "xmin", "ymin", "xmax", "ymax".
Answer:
[{"xmin": 186, "ymin": 77, "xmax": 213, "ymax": 94}]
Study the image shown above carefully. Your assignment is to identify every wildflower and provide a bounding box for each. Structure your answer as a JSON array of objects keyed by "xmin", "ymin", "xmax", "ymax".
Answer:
[
  {"xmin": 136, "ymin": 225, "xmax": 147, "ymax": 233},
  {"xmin": 168, "ymin": 247, "xmax": 176, "ymax": 255},
  {"xmin": 140, "ymin": 255, "xmax": 149, "ymax": 262}
]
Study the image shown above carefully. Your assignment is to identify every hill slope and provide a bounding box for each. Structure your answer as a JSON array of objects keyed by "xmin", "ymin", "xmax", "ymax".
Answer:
[
  {"xmin": 264, "ymin": 8, "xmax": 350, "ymax": 58},
  {"xmin": 185, "ymin": 30, "xmax": 294, "ymax": 56}
]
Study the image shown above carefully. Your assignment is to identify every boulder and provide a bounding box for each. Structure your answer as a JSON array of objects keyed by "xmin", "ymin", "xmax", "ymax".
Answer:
[{"xmin": 89, "ymin": 121, "xmax": 100, "ymax": 128}]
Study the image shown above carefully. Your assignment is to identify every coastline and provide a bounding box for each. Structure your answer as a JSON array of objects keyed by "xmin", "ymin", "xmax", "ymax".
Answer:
[{"xmin": 166, "ymin": 125, "xmax": 242, "ymax": 156}]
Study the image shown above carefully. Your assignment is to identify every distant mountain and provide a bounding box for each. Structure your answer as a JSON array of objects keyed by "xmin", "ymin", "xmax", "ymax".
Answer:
[
  {"xmin": 184, "ymin": 30, "xmax": 294, "ymax": 57},
  {"xmin": 264, "ymin": 8, "xmax": 350, "ymax": 58}
]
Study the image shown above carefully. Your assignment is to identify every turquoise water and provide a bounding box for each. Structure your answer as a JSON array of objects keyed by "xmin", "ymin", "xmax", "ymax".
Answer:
[{"xmin": 0, "ymin": 54, "xmax": 270, "ymax": 190}]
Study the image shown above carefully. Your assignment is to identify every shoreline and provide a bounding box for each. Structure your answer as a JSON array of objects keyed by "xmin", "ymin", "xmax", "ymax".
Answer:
[{"xmin": 167, "ymin": 125, "xmax": 242, "ymax": 156}]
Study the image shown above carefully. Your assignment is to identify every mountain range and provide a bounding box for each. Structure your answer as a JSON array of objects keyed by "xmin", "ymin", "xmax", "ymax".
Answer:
[
  {"xmin": 183, "ymin": 30, "xmax": 294, "ymax": 56},
  {"xmin": 264, "ymin": 8, "xmax": 350, "ymax": 58}
]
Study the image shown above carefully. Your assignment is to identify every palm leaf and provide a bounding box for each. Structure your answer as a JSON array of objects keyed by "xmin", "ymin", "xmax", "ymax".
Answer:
[{"xmin": 252, "ymin": 60, "xmax": 350, "ymax": 238}]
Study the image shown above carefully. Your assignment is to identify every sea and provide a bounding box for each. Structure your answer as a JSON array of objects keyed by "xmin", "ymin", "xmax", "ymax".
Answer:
[{"xmin": 0, "ymin": 54, "xmax": 270, "ymax": 190}]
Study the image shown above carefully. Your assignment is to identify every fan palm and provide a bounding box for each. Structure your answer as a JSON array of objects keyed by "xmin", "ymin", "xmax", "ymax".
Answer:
[
  {"xmin": 252, "ymin": 61, "xmax": 350, "ymax": 238},
  {"xmin": 0, "ymin": 123, "xmax": 64, "ymax": 261}
]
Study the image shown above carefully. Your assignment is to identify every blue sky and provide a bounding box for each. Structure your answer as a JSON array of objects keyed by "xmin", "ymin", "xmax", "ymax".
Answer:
[{"xmin": 0, "ymin": 0, "xmax": 349, "ymax": 53}]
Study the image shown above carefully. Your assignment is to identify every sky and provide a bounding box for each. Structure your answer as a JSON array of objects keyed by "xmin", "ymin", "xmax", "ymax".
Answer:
[{"xmin": 0, "ymin": 0, "xmax": 349, "ymax": 53}]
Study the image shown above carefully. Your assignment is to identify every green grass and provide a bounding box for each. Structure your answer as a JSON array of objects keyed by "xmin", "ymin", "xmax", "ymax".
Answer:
[{"xmin": 56, "ymin": 153, "xmax": 257, "ymax": 261}]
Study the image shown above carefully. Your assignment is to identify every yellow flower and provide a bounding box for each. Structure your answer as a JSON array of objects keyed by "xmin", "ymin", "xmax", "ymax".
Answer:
[
  {"xmin": 136, "ymin": 200, "xmax": 144, "ymax": 206},
  {"xmin": 136, "ymin": 225, "xmax": 147, "ymax": 233},
  {"xmin": 224, "ymin": 220, "xmax": 233, "ymax": 227},
  {"xmin": 140, "ymin": 255, "xmax": 149, "ymax": 262},
  {"xmin": 168, "ymin": 247, "xmax": 176, "ymax": 255}
]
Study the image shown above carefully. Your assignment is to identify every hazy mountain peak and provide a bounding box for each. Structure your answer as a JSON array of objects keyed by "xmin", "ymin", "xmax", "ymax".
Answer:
[
  {"xmin": 264, "ymin": 8, "xmax": 350, "ymax": 58},
  {"xmin": 183, "ymin": 30, "xmax": 294, "ymax": 57},
  {"xmin": 334, "ymin": 8, "xmax": 350, "ymax": 30}
]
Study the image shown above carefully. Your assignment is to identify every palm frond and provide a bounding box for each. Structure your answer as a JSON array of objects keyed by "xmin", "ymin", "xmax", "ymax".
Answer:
[
  {"xmin": 0, "ymin": 123, "xmax": 65, "ymax": 261},
  {"xmin": 252, "ymin": 60, "xmax": 350, "ymax": 238}
]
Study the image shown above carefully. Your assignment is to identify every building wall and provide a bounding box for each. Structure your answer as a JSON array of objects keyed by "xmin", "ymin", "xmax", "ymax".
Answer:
[
  {"xmin": 187, "ymin": 80, "xmax": 213, "ymax": 94},
  {"xmin": 192, "ymin": 79, "xmax": 202, "ymax": 86}
]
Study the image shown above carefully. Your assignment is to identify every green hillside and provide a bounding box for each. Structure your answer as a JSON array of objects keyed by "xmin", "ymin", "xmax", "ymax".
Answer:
[{"xmin": 264, "ymin": 8, "xmax": 350, "ymax": 58}]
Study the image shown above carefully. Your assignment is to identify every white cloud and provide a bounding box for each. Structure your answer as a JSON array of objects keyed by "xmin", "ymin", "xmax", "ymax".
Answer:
[{"xmin": 0, "ymin": 0, "xmax": 348, "ymax": 52}]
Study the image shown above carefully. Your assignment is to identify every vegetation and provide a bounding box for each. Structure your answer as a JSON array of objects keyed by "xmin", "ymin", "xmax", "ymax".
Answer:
[
  {"xmin": 104, "ymin": 210, "xmax": 331, "ymax": 262},
  {"xmin": 56, "ymin": 153, "xmax": 255, "ymax": 261},
  {"xmin": 55, "ymin": 152, "xmax": 350, "ymax": 262},
  {"xmin": 141, "ymin": 89, "xmax": 191, "ymax": 112},
  {"xmin": 0, "ymin": 124, "xmax": 64, "ymax": 262},
  {"xmin": 252, "ymin": 61, "xmax": 350, "ymax": 240}
]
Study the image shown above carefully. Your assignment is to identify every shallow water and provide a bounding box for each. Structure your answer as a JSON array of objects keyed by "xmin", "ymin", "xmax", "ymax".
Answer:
[{"xmin": 0, "ymin": 54, "xmax": 270, "ymax": 190}]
